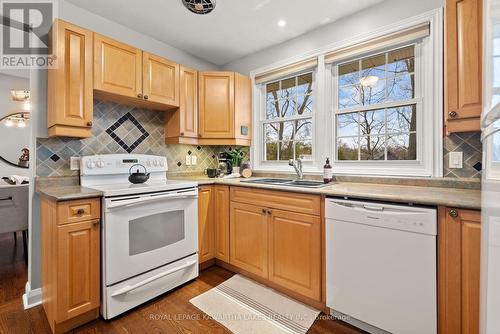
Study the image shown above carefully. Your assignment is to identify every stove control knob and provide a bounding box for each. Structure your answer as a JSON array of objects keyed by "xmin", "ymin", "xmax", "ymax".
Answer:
[
  {"xmin": 97, "ymin": 161, "xmax": 104, "ymax": 168},
  {"xmin": 146, "ymin": 160, "xmax": 152, "ymax": 167},
  {"xmin": 86, "ymin": 160, "xmax": 96, "ymax": 169},
  {"xmin": 160, "ymin": 160, "xmax": 165, "ymax": 167},
  {"xmin": 153, "ymin": 160, "xmax": 159, "ymax": 166}
]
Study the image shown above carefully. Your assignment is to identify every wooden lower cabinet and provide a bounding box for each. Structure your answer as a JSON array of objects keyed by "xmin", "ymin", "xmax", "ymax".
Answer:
[
  {"xmin": 41, "ymin": 197, "xmax": 100, "ymax": 334},
  {"xmin": 268, "ymin": 209, "xmax": 321, "ymax": 300},
  {"xmin": 198, "ymin": 186, "xmax": 215, "ymax": 263},
  {"xmin": 439, "ymin": 207, "xmax": 481, "ymax": 334},
  {"xmin": 230, "ymin": 201, "xmax": 269, "ymax": 278},
  {"xmin": 214, "ymin": 185, "xmax": 230, "ymax": 262}
]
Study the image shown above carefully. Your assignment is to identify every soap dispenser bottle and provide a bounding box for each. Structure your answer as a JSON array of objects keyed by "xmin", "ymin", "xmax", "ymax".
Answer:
[{"xmin": 323, "ymin": 158, "xmax": 332, "ymax": 184}]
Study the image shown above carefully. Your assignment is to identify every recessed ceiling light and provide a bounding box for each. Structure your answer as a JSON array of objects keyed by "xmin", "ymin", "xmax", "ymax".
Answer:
[{"xmin": 277, "ymin": 19, "xmax": 287, "ymax": 28}]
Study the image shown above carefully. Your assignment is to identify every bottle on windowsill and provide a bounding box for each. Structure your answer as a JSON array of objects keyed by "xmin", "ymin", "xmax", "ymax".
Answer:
[{"xmin": 323, "ymin": 158, "xmax": 332, "ymax": 184}]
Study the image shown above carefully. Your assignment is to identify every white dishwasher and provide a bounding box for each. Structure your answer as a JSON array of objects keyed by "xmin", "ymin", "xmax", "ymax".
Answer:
[{"xmin": 325, "ymin": 198, "xmax": 437, "ymax": 334}]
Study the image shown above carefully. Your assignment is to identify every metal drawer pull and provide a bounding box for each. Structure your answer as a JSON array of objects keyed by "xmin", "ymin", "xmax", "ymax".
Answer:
[
  {"xmin": 449, "ymin": 209, "xmax": 459, "ymax": 218},
  {"xmin": 0, "ymin": 196, "xmax": 12, "ymax": 201},
  {"xmin": 111, "ymin": 260, "xmax": 197, "ymax": 297}
]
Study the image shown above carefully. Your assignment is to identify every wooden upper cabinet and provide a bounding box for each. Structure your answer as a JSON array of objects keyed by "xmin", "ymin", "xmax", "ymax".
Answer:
[
  {"xmin": 230, "ymin": 201, "xmax": 268, "ymax": 278},
  {"xmin": 439, "ymin": 207, "xmax": 481, "ymax": 334},
  {"xmin": 56, "ymin": 220, "xmax": 100, "ymax": 322},
  {"xmin": 198, "ymin": 186, "xmax": 215, "ymax": 263},
  {"xmin": 48, "ymin": 19, "xmax": 93, "ymax": 138},
  {"xmin": 199, "ymin": 71, "xmax": 235, "ymax": 139},
  {"xmin": 165, "ymin": 66, "xmax": 198, "ymax": 144},
  {"xmin": 214, "ymin": 185, "xmax": 230, "ymax": 263},
  {"xmin": 143, "ymin": 52, "xmax": 179, "ymax": 106},
  {"xmin": 198, "ymin": 72, "xmax": 252, "ymax": 146},
  {"xmin": 94, "ymin": 34, "xmax": 142, "ymax": 98},
  {"xmin": 268, "ymin": 209, "xmax": 321, "ymax": 301},
  {"xmin": 445, "ymin": 0, "xmax": 483, "ymax": 133}
]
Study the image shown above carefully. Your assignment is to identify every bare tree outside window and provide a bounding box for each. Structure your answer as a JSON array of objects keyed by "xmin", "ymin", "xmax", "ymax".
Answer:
[
  {"xmin": 336, "ymin": 45, "xmax": 417, "ymax": 161},
  {"xmin": 264, "ymin": 73, "xmax": 313, "ymax": 161}
]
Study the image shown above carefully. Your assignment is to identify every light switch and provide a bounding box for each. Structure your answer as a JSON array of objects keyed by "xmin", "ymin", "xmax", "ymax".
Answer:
[
  {"xmin": 185, "ymin": 155, "xmax": 191, "ymax": 166},
  {"xmin": 191, "ymin": 155, "xmax": 197, "ymax": 165},
  {"xmin": 70, "ymin": 157, "xmax": 80, "ymax": 170},
  {"xmin": 449, "ymin": 151, "xmax": 463, "ymax": 169}
]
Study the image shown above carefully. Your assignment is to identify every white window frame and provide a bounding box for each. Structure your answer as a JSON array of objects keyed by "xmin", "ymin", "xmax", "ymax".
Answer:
[{"xmin": 250, "ymin": 9, "xmax": 442, "ymax": 177}]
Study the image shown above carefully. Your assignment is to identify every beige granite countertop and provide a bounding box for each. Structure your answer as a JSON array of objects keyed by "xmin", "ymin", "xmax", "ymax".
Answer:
[
  {"xmin": 36, "ymin": 185, "xmax": 104, "ymax": 202},
  {"xmin": 170, "ymin": 176, "xmax": 482, "ymax": 210},
  {"xmin": 35, "ymin": 175, "xmax": 481, "ymax": 209}
]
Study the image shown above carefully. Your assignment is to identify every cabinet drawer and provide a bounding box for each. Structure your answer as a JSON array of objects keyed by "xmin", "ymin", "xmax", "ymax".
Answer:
[
  {"xmin": 57, "ymin": 198, "xmax": 101, "ymax": 225},
  {"xmin": 230, "ymin": 186, "xmax": 320, "ymax": 216}
]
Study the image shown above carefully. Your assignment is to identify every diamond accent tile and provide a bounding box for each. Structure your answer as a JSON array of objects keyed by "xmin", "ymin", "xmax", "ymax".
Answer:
[{"xmin": 105, "ymin": 112, "xmax": 149, "ymax": 154}]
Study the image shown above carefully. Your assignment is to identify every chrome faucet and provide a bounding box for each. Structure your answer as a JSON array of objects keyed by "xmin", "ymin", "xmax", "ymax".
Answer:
[{"xmin": 288, "ymin": 158, "xmax": 303, "ymax": 180}]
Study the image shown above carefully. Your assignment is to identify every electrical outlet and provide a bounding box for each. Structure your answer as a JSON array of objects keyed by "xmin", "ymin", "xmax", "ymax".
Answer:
[
  {"xmin": 191, "ymin": 155, "xmax": 197, "ymax": 165},
  {"xmin": 185, "ymin": 155, "xmax": 191, "ymax": 166},
  {"xmin": 449, "ymin": 151, "xmax": 463, "ymax": 169},
  {"xmin": 70, "ymin": 157, "xmax": 81, "ymax": 170}
]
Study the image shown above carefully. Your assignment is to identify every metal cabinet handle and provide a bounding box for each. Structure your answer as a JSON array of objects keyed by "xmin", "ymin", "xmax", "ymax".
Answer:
[
  {"xmin": 0, "ymin": 196, "xmax": 12, "ymax": 201},
  {"xmin": 267, "ymin": 209, "xmax": 273, "ymax": 215},
  {"xmin": 448, "ymin": 111, "xmax": 458, "ymax": 119},
  {"xmin": 449, "ymin": 209, "xmax": 459, "ymax": 218},
  {"xmin": 76, "ymin": 208, "xmax": 85, "ymax": 215},
  {"xmin": 137, "ymin": 93, "xmax": 143, "ymax": 99},
  {"xmin": 262, "ymin": 208, "xmax": 267, "ymax": 214},
  {"xmin": 86, "ymin": 121, "xmax": 93, "ymax": 127},
  {"xmin": 180, "ymin": 132, "xmax": 184, "ymax": 136},
  {"xmin": 92, "ymin": 219, "xmax": 100, "ymax": 227},
  {"xmin": 143, "ymin": 95, "xmax": 149, "ymax": 100}
]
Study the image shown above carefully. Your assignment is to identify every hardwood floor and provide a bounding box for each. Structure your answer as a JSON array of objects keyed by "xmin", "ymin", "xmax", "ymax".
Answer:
[
  {"xmin": 0, "ymin": 233, "xmax": 27, "ymax": 304},
  {"xmin": 0, "ymin": 263, "xmax": 364, "ymax": 334}
]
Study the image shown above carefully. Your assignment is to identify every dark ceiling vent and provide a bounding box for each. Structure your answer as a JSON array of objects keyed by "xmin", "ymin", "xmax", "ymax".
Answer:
[{"xmin": 182, "ymin": 0, "xmax": 216, "ymax": 15}]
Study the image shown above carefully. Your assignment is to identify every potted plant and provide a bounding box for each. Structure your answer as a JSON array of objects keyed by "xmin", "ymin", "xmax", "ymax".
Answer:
[{"xmin": 225, "ymin": 148, "xmax": 245, "ymax": 174}]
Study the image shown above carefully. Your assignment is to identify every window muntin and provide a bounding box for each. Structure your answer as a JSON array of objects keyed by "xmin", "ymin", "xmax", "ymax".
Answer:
[
  {"xmin": 264, "ymin": 73, "xmax": 313, "ymax": 161},
  {"xmin": 335, "ymin": 45, "xmax": 418, "ymax": 161}
]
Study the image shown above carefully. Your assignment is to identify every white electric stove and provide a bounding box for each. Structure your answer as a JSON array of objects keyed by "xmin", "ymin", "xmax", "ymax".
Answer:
[{"xmin": 80, "ymin": 154, "xmax": 199, "ymax": 319}]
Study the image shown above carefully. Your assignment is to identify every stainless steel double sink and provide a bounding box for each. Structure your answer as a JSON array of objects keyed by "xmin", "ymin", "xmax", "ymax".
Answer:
[{"xmin": 241, "ymin": 178, "xmax": 329, "ymax": 188}]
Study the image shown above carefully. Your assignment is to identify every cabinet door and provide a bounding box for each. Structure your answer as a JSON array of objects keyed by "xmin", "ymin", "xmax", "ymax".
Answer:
[
  {"xmin": 439, "ymin": 208, "xmax": 481, "ymax": 334},
  {"xmin": 214, "ymin": 185, "xmax": 230, "ymax": 262},
  {"xmin": 198, "ymin": 186, "xmax": 215, "ymax": 263},
  {"xmin": 180, "ymin": 66, "xmax": 198, "ymax": 137},
  {"xmin": 56, "ymin": 219, "xmax": 100, "ymax": 322},
  {"xmin": 199, "ymin": 72, "xmax": 234, "ymax": 138},
  {"xmin": 48, "ymin": 20, "xmax": 93, "ymax": 138},
  {"xmin": 268, "ymin": 209, "xmax": 321, "ymax": 300},
  {"xmin": 230, "ymin": 202, "xmax": 268, "ymax": 278},
  {"xmin": 94, "ymin": 34, "xmax": 142, "ymax": 98},
  {"xmin": 143, "ymin": 52, "xmax": 179, "ymax": 106},
  {"xmin": 445, "ymin": 0, "xmax": 482, "ymax": 132}
]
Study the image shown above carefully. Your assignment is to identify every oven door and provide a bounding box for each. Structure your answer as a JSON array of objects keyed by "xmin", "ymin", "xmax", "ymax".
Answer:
[{"xmin": 103, "ymin": 187, "xmax": 198, "ymax": 285}]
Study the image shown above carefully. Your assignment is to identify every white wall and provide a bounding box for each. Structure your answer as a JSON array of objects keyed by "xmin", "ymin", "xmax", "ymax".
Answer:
[
  {"xmin": 58, "ymin": 1, "xmax": 219, "ymax": 71},
  {"xmin": 0, "ymin": 73, "xmax": 30, "ymax": 177},
  {"xmin": 222, "ymin": 0, "xmax": 444, "ymax": 75}
]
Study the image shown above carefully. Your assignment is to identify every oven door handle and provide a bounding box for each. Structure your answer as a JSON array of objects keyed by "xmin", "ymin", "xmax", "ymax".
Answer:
[
  {"xmin": 110, "ymin": 260, "xmax": 198, "ymax": 297},
  {"xmin": 107, "ymin": 192, "xmax": 197, "ymax": 210}
]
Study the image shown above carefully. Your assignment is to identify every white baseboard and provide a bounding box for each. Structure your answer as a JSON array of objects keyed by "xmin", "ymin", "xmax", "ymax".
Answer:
[{"xmin": 22, "ymin": 281, "xmax": 42, "ymax": 309}]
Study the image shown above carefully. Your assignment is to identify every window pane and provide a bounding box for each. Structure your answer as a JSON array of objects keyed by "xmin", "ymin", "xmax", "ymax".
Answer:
[
  {"xmin": 266, "ymin": 81, "xmax": 280, "ymax": 103},
  {"xmin": 297, "ymin": 73, "xmax": 313, "ymax": 95},
  {"xmin": 296, "ymin": 94, "xmax": 313, "ymax": 115},
  {"xmin": 339, "ymin": 85, "xmax": 360, "ymax": 109},
  {"xmin": 295, "ymin": 141, "xmax": 312, "ymax": 160},
  {"xmin": 360, "ymin": 109, "xmax": 385, "ymax": 136},
  {"xmin": 281, "ymin": 121, "xmax": 294, "ymax": 141},
  {"xmin": 279, "ymin": 99, "xmax": 295, "ymax": 118},
  {"xmin": 387, "ymin": 74, "xmax": 414, "ymax": 101},
  {"xmin": 336, "ymin": 112, "xmax": 359, "ymax": 137},
  {"xmin": 279, "ymin": 141, "xmax": 293, "ymax": 160},
  {"xmin": 295, "ymin": 119, "xmax": 312, "ymax": 141},
  {"xmin": 361, "ymin": 78, "xmax": 386, "ymax": 105},
  {"xmin": 339, "ymin": 61, "xmax": 359, "ymax": 86},
  {"xmin": 361, "ymin": 53, "xmax": 385, "ymax": 79},
  {"xmin": 264, "ymin": 123, "xmax": 280, "ymax": 142},
  {"xmin": 266, "ymin": 101, "xmax": 281, "ymax": 119},
  {"xmin": 387, "ymin": 46, "xmax": 414, "ymax": 75},
  {"xmin": 280, "ymin": 77, "xmax": 296, "ymax": 99},
  {"xmin": 360, "ymin": 136, "xmax": 385, "ymax": 160},
  {"xmin": 387, "ymin": 133, "xmax": 417, "ymax": 160},
  {"xmin": 494, "ymin": 57, "xmax": 500, "ymax": 87},
  {"xmin": 338, "ymin": 137, "xmax": 359, "ymax": 160},
  {"xmin": 387, "ymin": 105, "xmax": 416, "ymax": 133},
  {"xmin": 267, "ymin": 100, "xmax": 294, "ymax": 119},
  {"xmin": 265, "ymin": 142, "xmax": 278, "ymax": 160}
]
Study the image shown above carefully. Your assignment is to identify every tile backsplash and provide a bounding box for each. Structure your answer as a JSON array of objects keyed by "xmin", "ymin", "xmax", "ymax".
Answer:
[
  {"xmin": 443, "ymin": 132, "xmax": 482, "ymax": 178},
  {"xmin": 37, "ymin": 100, "xmax": 482, "ymax": 179},
  {"xmin": 36, "ymin": 100, "xmax": 248, "ymax": 177}
]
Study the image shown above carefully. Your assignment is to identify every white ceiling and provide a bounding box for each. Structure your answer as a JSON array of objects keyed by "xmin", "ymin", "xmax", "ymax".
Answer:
[{"xmin": 65, "ymin": 0, "xmax": 383, "ymax": 66}]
